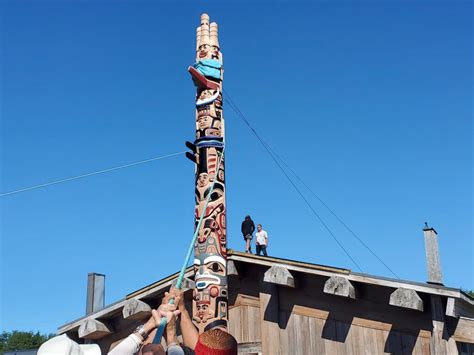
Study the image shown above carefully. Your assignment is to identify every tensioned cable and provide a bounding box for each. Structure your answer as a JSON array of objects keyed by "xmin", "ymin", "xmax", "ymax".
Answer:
[
  {"xmin": 0, "ymin": 151, "xmax": 187, "ymax": 197},
  {"xmin": 224, "ymin": 90, "xmax": 399, "ymax": 278},
  {"xmin": 266, "ymin": 144, "xmax": 400, "ymax": 279},
  {"xmin": 223, "ymin": 92, "xmax": 363, "ymax": 272}
]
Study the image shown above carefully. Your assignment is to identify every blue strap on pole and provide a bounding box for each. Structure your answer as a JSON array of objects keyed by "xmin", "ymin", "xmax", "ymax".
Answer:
[{"xmin": 153, "ymin": 149, "xmax": 225, "ymax": 344}]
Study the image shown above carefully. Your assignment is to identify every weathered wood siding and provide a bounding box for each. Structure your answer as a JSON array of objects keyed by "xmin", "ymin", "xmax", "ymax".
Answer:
[
  {"xmin": 229, "ymin": 304, "xmax": 261, "ymax": 344},
  {"xmin": 275, "ymin": 312, "xmax": 431, "ymax": 355},
  {"xmin": 59, "ymin": 255, "xmax": 472, "ymax": 354},
  {"xmin": 227, "ymin": 265, "xmax": 442, "ymax": 354}
]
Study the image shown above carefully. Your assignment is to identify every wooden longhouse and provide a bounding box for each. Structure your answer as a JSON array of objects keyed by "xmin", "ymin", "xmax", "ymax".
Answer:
[{"xmin": 58, "ymin": 249, "xmax": 474, "ymax": 354}]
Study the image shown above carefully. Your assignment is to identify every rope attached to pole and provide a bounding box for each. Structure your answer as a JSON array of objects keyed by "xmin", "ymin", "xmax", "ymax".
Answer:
[{"xmin": 153, "ymin": 148, "xmax": 225, "ymax": 344}]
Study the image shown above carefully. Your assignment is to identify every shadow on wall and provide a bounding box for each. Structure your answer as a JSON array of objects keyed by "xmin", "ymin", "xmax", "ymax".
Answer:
[
  {"xmin": 321, "ymin": 312, "xmax": 353, "ymax": 343},
  {"xmin": 384, "ymin": 328, "xmax": 420, "ymax": 354},
  {"xmin": 258, "ymin": 271, "xmax": 432, "ymax": 353}
]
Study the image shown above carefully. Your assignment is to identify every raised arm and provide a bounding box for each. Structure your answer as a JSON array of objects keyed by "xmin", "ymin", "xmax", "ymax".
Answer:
[
  {"xmin": 169, "ymin": 287, "xmax": 199, "ymax": 350},
  {"xmin": 108, "ymin": 303, "xmax": 178, "ymax": 355}
]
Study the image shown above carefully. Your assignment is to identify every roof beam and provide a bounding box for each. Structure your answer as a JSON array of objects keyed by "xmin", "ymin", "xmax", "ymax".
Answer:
[
  {"xmin": 122, "ymin": 299, "xmax": 152, "ymax": 321},
  {"xmin": 389, "ymin": 288, "xmax": 424, "ymax": 312},
  {"xmin": 78, "ymin": 319, "xmax": 112, "ymax": 339},
  {"xmin": 452, "ymin": 317, "xmax": 474, "ymax": 343},
  {"xmin": 228, "ymin": 252, "xmax": 468, "ymax": 300},
  {"xmin": 264, "ymin": 265, "xmax": 295, "ymax": 288},
  {"xmin": 324, "ymin": 276, "xmax": 356, "ymax": 299}
]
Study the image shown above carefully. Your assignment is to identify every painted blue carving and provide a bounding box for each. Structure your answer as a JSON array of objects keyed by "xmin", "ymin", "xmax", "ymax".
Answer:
[
  {"xmin": 195, "ymin": 136, "xmax": 225, "ymax": 149},
  {"xmin": 194, "ymin": 59, "xmax": 222, "ymax": 80}
]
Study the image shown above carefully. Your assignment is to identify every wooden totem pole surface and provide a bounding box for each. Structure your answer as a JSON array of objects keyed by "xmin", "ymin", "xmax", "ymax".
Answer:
[{"xmin": 188, "ymin": 13, "xmax": 227, "ymax": 334}]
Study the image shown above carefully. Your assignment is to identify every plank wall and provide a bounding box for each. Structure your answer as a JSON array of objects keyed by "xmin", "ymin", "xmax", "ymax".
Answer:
[{"xmin": 227, "ymin": 265, "xmax": 437, "ymax": 354}]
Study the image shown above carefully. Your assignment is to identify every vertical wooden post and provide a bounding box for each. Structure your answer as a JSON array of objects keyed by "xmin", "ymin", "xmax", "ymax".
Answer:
[
  {"xmin": 188, "ymin": 13, "xmax": 228, "ymax": 334},
  {"xmin": 259, "ymin": 282, "xmax": 281, "ymax": 354},
  {"xmin": 423, "ymin": 225, "xmax": 443, "ymax": 285},
  {"xmin": 86, "ymin": 273, "xmax": 105, "ymax": 315},
  {"xmin": 429, "ymin": 295, "xmax": 458, "ymax": 354}
]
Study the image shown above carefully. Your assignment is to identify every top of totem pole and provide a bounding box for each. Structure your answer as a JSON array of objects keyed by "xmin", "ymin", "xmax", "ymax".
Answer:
[
  {"xmin": 201, "ymin": 13, "xmax": 209, "ymax": 24},
  {"xmin": 195, "ymin": 13, "xmax": 222, "ymax": 63}
]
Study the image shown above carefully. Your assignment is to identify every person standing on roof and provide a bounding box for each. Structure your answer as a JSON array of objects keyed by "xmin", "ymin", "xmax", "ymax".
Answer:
[
  {"xmin": 241, "ymin": 215, "xmax": 255, "ymax": 253},
  {"xmin": 255, "ymin": 224, "xmax": 268, "ymax": 257}
]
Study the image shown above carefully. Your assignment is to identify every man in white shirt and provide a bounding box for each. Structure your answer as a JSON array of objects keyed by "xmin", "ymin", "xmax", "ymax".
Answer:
[{"xmin": 255, "ymin": 224, "xmax": 268, "ymax": 257}]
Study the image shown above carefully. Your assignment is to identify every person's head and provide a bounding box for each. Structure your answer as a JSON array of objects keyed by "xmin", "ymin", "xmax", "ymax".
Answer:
[
  {"xmin": 245, "ymin": 215, "xmax": 251, "ymax": 221},
  {"xmin": 257, "ymin": 224, "xmax": 262, "ymax": 231},
  {"xmin": 194, "ymin": 329, "xmax": 238, "ymax": 355},
  {"xmin": 141, "ymin": 344, "xmax": 165, "ymax": 355},
  {"xmin": 38, "ymin": 334, "xmax": 100, "ymax": 355}
]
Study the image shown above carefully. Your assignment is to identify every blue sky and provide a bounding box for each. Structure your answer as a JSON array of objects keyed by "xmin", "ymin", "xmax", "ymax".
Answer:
[{"xmin": 1, "ymin": 1, "xmax": 472, "ymax": 333}]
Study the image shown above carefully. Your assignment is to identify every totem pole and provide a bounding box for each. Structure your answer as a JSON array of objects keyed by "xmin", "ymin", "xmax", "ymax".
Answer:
[{"xmin": 187, "ymin": 14, "xmax": 228, "ymax": 333}]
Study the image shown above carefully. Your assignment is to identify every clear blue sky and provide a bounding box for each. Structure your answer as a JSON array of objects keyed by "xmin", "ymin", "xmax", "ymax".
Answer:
[{"xmin": 1, "ymin": 1, "xmax": 472, "ymax": 334}]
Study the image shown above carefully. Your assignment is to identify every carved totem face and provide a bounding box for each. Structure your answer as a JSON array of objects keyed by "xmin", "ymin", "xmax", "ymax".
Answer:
[
  {"xmin": 197, "ymin": 43, "xmax": 220, "ymax": 61},
  {"xmin": 192, "ymin": 14, "xmax": 227, "ymax": 333}
]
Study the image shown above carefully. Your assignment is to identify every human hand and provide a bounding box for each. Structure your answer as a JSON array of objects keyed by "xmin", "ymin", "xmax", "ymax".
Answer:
[
  {"xmin": 161, "ymin": 290, "xmax": 184, "ymax": 311},
  {"xmin": 143, "ymin": 304, "xmax": 180, "ymax": 334},
  {"xmin": 168, "ymin": 287, "xmax": 185, "ymax": 312},
  {"xmin": 154, "ymin": 303, "xmax": 181, "ymax": 326},
  {"xmin": 161, "ymin": 291, "xmax": 173, "ymax": 305}
]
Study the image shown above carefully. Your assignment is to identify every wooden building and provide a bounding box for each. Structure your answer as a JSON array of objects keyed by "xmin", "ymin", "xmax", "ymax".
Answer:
[{"xmin": 58, "ymin": 249, "xmax": 474, "ymax": 354}]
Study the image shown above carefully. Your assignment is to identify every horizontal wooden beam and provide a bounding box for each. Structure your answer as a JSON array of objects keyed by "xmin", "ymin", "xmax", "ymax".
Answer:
[
  {"xmin": 389, "ymin": 288, "xmax": 423, "ymax": 312},
  {"xmin": 452, "ymin": 317, "xmax": 474, "ymax": 343},
  {"xmin": 78, "ymin": 319, "xmax": 112, "ymax": 339},
  {"xmin": 324, "ymin": 276, "xmax": 356, "ymax": 299},
  {"xmin": 263, "ymin": 265, "xmax": 295, "ymax": 288},
  {"xmin": 228, "ymin": 252, "xmax": 469, "ymax": 300},
  {"xmin": 59, "ymin": 268, "xmax": 196, "ymax": 335},
  {"xmin": 122, "ymin": 299, "xmax": 152, "ymax": 321}
]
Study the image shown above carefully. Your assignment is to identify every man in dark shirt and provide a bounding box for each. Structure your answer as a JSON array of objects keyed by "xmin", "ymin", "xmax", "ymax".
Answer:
[{"xmin": 241, "ymin": 215, "xmax": 255, "ymax": 253}]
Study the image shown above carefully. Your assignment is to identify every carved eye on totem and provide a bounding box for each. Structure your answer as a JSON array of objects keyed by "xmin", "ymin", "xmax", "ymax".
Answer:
[
  {"xmin": 209, "ymin": 183, "xmax": 224, "ymax": 202},
  {"xmin": 203, "ymin": 256, "xmax": 225, "ymax": 277},
  {"xmin": 211, "ymin": 191, "xmax": 221, "ymax": 201},
  {"xmin": 210, "ymin": 261, "xmax": 224, "ymax": 273}
]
